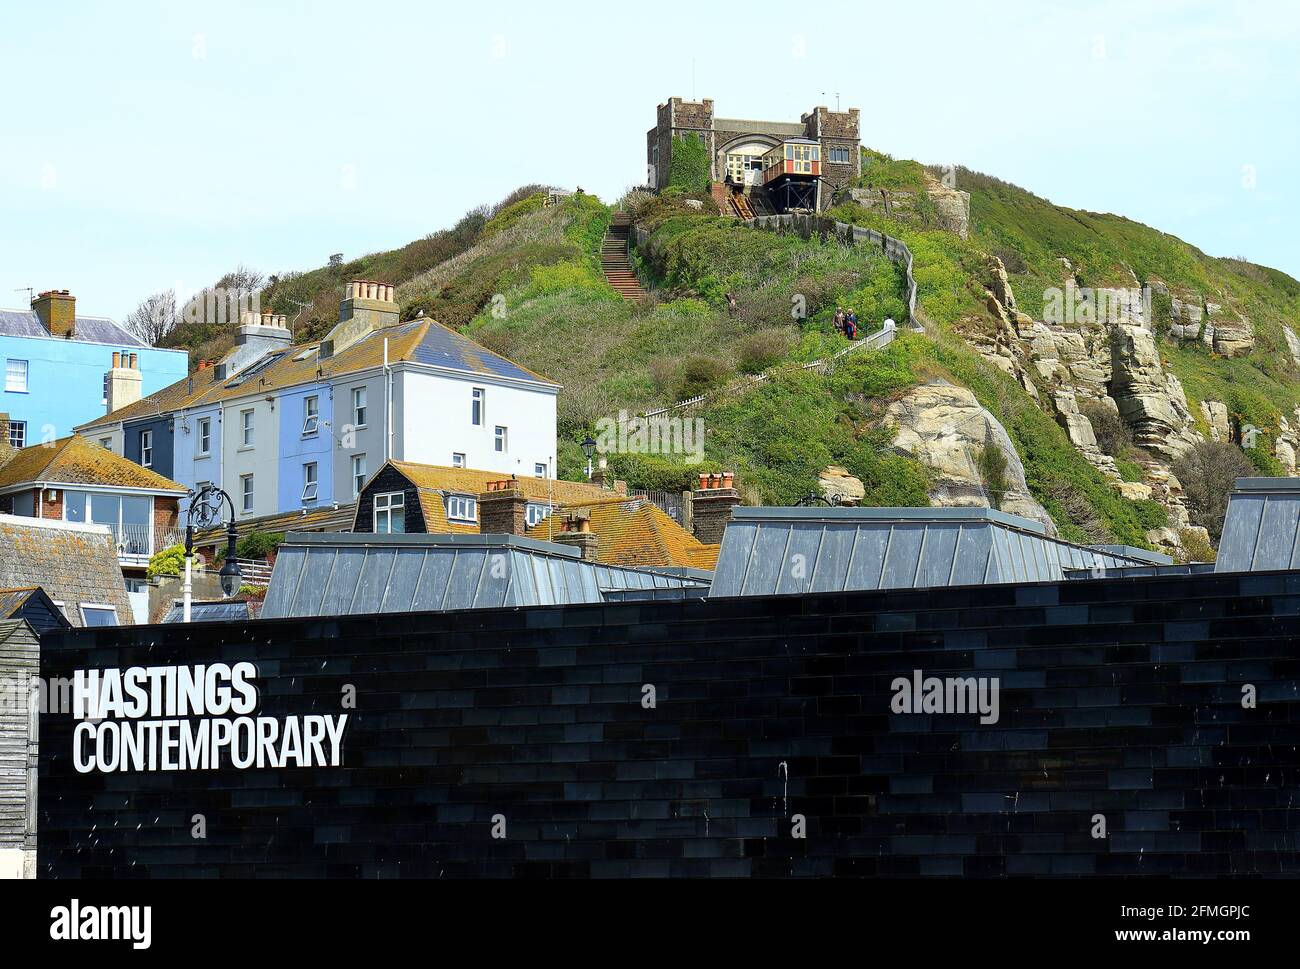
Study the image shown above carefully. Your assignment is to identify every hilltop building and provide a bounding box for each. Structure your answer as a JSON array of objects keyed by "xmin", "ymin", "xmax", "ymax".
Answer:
[
  {"xmin": 0, "ymin": 289, "xmax": 188, "ymax": 447},
  {"xmin": 647, "ymin": 97, "xmax": 861, "ymax": 212},
  {"xmin": 78, "ymin": 282, "xmax": 560, "ymax": 522}
]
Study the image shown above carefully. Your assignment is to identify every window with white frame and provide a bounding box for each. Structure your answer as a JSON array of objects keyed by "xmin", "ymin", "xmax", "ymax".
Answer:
[
  {"xmin": 494, "ymin": 426, "xmax": 507, "ymax": 453},
  {"xmin": 102, "ymin": 374, "xmax": 108, "ymax": 405},
  {"xmin": 79, "ymin": 604, "xmax": 118, "ymax": 627},
  {"xmin": 452, "ymin": 452, "xmax": 466, "ymax": 469},
  {"xmin": 351, "ymin": 454, "xmax": 367, "ymax": 498},
  {"xmin": 353, "ymin": 387, "xmax": 368, "ymax": 428},
  {"xmin": 303, "ymin": 395, "xmax": 320, "ymax": 436},
  {"xmin": 445, "ymin": 494, "xmax": 477, "ymax": 523},
  {"xmin": 534, "ymin": 463, "xmax": 547, "ymax": 478},
  {"xmin": 5, "ymin": 359, "xmax": 28, "ymax": 393},
  {"xmin": 526, "ymin": 503, "xmax": 553, "ymax": 527},
  {"xmin": 9, "ymin": 421, "xmax": 26, "ymax": 449},
  {"xmin": 197, "ymin": 417, "xmax": 211, "ymax": 456},
  {"xmin": 240, "ymin": 409, "xmax": 255, "ymax": 447},
  {"xmin": 99, "ymin": 437, "xmax": 112, "ymax": 451},
  {"xmin": 302, "ymin": 462, "xmax": 319, "ymax": 502},
  {"xmin": 829, "ymin": 145, "xmax": 851, "ymax": 164},
  {"xmin": 471, "ymin": 388, "xmax": 484, "ymax": 427},
  {"xmin": 240, "ymin": 474, "xmax": 255, "ymax": 513},
  {"xmin": 140, "ymin": 429, "xmax": 153, "ymax": 468},
  {"xmin": 373, "ymin": 492, "xmax": 405, "ymax": 534}
]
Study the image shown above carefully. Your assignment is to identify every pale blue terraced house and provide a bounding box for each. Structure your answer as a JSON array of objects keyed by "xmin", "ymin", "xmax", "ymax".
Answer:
[{"xmin": 0, "ymin": 290, "xmax": 189, "ymax": 448}]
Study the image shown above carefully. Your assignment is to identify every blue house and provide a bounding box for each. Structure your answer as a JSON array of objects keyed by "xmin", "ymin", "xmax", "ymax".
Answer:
[
  {"xmin": 0, "ymin": 290, "xmax": 189, "ymax": 449},
  {"xmin": 277, "ymin": 384, "xmax": 336, "ymax": 511}
]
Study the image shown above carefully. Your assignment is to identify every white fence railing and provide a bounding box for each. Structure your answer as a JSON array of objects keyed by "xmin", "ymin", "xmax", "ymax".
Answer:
[
  {"xmin": 108, "ymin": 524, "xmax": 185, "ymax": 561},
  {"xmin": 634, "ymin": 210, "xmax": 923, "ymax": 421}
]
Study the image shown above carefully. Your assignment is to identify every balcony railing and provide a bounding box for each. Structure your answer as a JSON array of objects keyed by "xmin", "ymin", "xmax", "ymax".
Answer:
[{"xmin": 107, "ymin": 524, "xmax": 185, "ymax": 563}]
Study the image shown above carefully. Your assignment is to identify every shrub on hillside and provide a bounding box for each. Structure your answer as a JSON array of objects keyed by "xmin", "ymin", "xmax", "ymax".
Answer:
[
  {"xmin": 676, "ymin": 355, "xmax": 732, "ymax": 400},
  {"xmin": 736, "ymin": 328, "xmax": 794, "ymax": 374},
  {"xmin": 1178, "ymin": 527, "xmax": 1217, "ymax": 564},
  {"xmin": 1081, "ymin": 400, "xmax": 1138, "ymax": 459},
  {"xmin": 1173, "ymin": 441, "xmax": 1255, "ymax": 541}
]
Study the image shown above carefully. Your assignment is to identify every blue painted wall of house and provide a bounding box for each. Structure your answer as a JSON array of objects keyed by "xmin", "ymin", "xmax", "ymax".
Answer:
[
  {"xmin": 0, "ymin": 334, "xmax": 188, "ymax": 444},
  {"xmin": 172, "ymin": 404, "xmax": 223, "ymax": 512},
  {"xmin": 122, "ymin": 415, "xmax": 176, "ymax": 480},
  {"xmin": 277, "ymin": 385, "xmax": 334, "ymax": 511}
]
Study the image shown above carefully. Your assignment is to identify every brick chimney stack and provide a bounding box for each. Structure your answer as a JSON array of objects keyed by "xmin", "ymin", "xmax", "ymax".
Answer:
[
  {"xmin": 553, "ymin": 514, "xmax": 599, "ymax": 562},
  {"xmin": 32, "ymin": 290, "xmax": 76, "ymax": 338},
  {"xmin": 479, "ymin": 478, "xmax": 529, "ymax": 536},
  {"xmin": 691, "ymin": 472, "xmax": 741, "ymax": 545}
]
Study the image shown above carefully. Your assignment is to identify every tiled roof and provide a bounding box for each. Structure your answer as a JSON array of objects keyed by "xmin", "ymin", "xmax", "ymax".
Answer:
[
  {"xmin": 0, "ymin": 436, "xmax": 187, "ymax": 493},
  {"xmin": 525, "ymin": 495, "xmax": 721, "ymax": 570},
  {"xmin": 381, "ymin": 462, "xmax": 612, "ymax": 534},
  {"xmin": 79, "ymin": 317, "xmax": 558, "ymax": 433},
  {"xmin": 0, "ymin": 308, "xmax": 146, "ymax": 347},
  {"xmin": 0, "ymin": 516, "xmax": 135, "ymax": 627},
  {"xmin": 194, "ymin": 501, "xmax": 357, "ymax": 546},
  {"xmin": 0, "ymin": 587, "xmax": 39, "ymax": 619}
]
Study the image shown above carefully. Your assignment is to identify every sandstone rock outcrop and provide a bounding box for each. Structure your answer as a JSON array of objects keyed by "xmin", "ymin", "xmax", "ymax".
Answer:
[
  {"xmin": 1201, "ymin": 400, "xmax": 1231, "ymax": 443},
  {"xmin": 1285, "ymin": 326, "xmax": 1300, "ymax": 367},
  {"xmin": 818, "ymin": 466, "xmax": 865, "ymax": 506},
  {"xmin": 885, "ymin": 380, "xmax": 1056, "ymax": 535},
  {"xmin": 1109, "ymin": 323, "xmax": 1200, "ymax": 459},
  {"xmin": 1204, "ymin": 304, "xmax": 1255, "ymax": 357},
  {"xmin": 846, "ymin": 173, "xmax": 971, "ymax": 240}
]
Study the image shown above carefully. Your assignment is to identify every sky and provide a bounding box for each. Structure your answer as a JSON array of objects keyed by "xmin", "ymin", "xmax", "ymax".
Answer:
[{"xmin": 1, "ymin": 0, "xmax": 1297, "ymax": 323}]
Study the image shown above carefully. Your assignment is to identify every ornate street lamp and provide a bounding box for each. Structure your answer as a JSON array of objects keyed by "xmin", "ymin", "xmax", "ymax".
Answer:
[
  {"xmin": 183, "ymin": 485, "xmax": 242, "ymax": 622},
  {"xmin": 581, "ymin": 435, "xmax": 598, "ymax": 481}
]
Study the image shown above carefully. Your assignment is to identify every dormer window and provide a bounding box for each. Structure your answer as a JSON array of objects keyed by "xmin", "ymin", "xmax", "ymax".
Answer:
[{"xmin": 445, "ymin": 494, "xmax": 478, "ymax": 524}]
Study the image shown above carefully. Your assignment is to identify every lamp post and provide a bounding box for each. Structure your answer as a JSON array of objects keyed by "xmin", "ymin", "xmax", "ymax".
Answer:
[
  {"xmin": 581, "ymin": 435, "xmax": 598, "ymax": 482},
  {"xmin": 183, "ymin": 485, "xmax": 242, "ymax": 623}
]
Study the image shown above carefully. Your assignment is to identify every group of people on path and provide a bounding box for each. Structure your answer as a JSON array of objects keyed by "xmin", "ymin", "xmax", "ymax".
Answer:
[
  {"xmin": 833, "ymin": 307, "xmax": 860, "ymax": 340},
  {"xmin": 833, "ymin": 308, "xmax": 898, "ymax": 341}
]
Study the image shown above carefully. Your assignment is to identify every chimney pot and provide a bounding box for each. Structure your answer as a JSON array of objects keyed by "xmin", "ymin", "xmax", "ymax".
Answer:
[
  {"xmin": 112, "ymin": 351, "xmax": 121, "ymax": 369},
  {"xmin": 129, "ymin": 353, "xmax": 138, "ymax": 369}
]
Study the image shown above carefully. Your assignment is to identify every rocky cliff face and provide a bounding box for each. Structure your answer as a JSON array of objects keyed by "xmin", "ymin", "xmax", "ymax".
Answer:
[
  {"xmin": 953, "ymin": 261, "xmax": 1274, "ymax": 557},
  {"xmin": 846, "ymin": 173, "xmax": 971, "ymax": 239},
  {"xmin": 885, "ymin": 380, "xmax": 1058, "ymax": 535}
]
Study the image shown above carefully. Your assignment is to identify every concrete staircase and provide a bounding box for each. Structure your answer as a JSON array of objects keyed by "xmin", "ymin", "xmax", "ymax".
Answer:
[{"xmin": 602, "ymin": 213, "xmax": 648, "ymax": 303}]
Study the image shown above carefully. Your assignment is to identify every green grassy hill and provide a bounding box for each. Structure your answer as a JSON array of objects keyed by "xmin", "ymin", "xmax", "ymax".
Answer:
[{"xmin": 149, "ymin": 152, "xmax": 1300, "ymax": 552}]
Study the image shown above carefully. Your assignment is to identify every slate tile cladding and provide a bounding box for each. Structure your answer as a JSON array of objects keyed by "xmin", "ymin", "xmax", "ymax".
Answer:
[{"xmin": 37, "ymin": 569, "xmax": 1300, "ymax": 878}]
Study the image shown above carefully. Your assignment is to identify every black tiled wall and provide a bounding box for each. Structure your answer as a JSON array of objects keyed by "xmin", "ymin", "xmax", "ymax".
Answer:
[{"xmin": 38, "ymin": 571, "xmax": 1300, "ymax": 877}]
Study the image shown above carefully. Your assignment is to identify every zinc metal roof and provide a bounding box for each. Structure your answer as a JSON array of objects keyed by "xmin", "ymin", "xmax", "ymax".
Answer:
[
  {"xmin": 1216, "ymin": 478, "xmax": 1300, "ymax": 573},
  {"xmin": 260, "ymin": 532, "xmax": 711, "ymax": 619},
  {"xmin": 708, "ymin": 507, "xmax": 1161, "ymax": 598}
]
